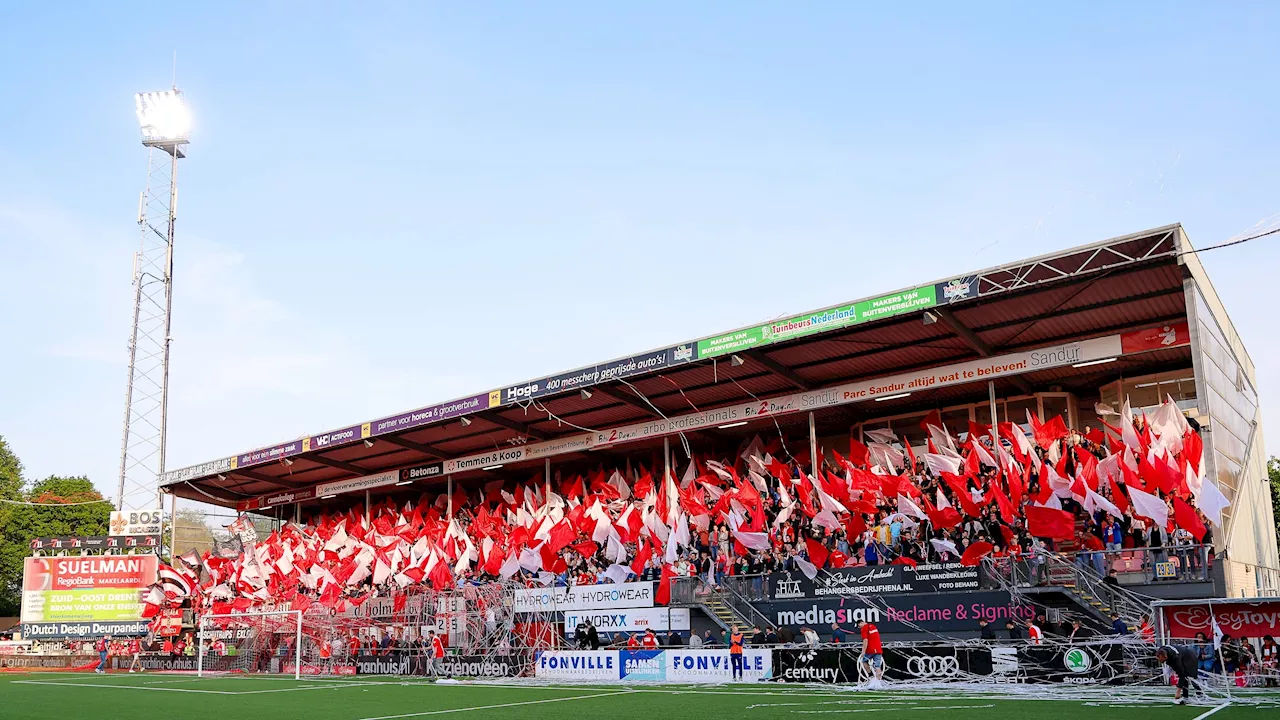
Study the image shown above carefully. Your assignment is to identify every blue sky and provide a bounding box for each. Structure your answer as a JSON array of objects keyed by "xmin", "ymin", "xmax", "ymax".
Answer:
[{"xmin": 1, "ymin": 3, "xmax": 1278, "ymax": 501}]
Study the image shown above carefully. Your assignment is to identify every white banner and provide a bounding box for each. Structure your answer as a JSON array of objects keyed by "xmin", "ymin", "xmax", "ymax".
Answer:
[
  {"xmin": 534, "ymin": 650, "xmax": 620, "ymax": 680},
  {"xmin": 591, "ymin": 336, "xmax": 1121, "ymax": 448},
  {"xmin": 315, "ymin": 471, "xmax": 399, "ymax": 498},
  {"xmin": 513, "ymin": 582, "xmax": 654, "ymax": 613},
  {"xmin": 665, "ymin": 649, "xmax": 773, "ymax": 682},
  {"xmin": 564, "ymin": 608, "xmax": 690, "ymax": 637}
]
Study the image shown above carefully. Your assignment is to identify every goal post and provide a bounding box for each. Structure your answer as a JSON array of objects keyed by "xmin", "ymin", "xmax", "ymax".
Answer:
[{"xmin": 198, "ymin": 610, "xmax": 303, "ymax": 680}]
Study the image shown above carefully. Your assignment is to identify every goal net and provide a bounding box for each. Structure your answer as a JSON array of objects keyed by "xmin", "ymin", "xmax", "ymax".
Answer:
[{"xmin": 198, "ymin": 610, "xmax": 303, "ymax": 679}]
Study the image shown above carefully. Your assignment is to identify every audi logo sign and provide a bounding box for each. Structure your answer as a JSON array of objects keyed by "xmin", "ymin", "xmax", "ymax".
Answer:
[{"xmin": 905, "ymin": 655, "xmax": 960, "ymax": 678}]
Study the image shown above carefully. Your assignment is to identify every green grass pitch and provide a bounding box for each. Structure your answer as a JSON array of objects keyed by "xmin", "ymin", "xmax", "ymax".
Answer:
[{"xmin": 0, "ymin": 672, "xmax": 1262, "ymax": 720}]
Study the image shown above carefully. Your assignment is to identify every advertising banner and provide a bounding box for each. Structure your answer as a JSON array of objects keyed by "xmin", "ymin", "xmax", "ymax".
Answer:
[
  {"xmin": 315, "ymin": 471, "xmax": 400, "ymax": 499},
  {"xmin": 770, "ymin": 563, "xmax": 980, "ymax": 600},
  {"xmin": 165, "ymin": 322, "xmax": 1162, "ymax": 487},
  {"xmin": 759, "ymin": 591, "xmax": 1033, "ymax": 635},
  {"xmin": 536, "ymin": 649, "xmax": 773, "ymax": 682},
  {"xmin": 513, "ymin": 582, "xmax": 654, "ymax": 614},
  {"xmin": 619, "ymin": 649, "xmax": 665, "ymax": 680},
  {"xmin": 21, "ymin": 555, "xmax": 158, "ymax": 628},
  {"xmin": 664, "ymin": 649, "xmax": 773, "ymax": 682},
  {"xmin": 437, "ymin": 655, "xmax": 521, "ymax": 678},
  {"xmin": 773, "ymin": 648, "xmax": 859, "ymax": 683},
  {"xmin": 535, "ymin": 650, "xmax": 620, "ymax": 680},
  {"xmin": 1160, "ymin": 600, "xmax": 1280, "ymax": 640},
  {"xmin": 696, "ymin": 285, "xmax": 939, "ymax": 359},
  {"xmin": 564, "ymin": 608, "xmax": 690, "ymax": 637},
  {"xmin": 501, "ymin": 345, "xmax": 694, "ymax": 404},
  {"xmin": 21, "ymin": 620, "xmax": 151, "ymax": 639},
  {"xmin": 771, "ymin": 643, "xmax": 1125, "ymax": 685},
  {"xmin": 1120, "ymin": 322, "xmax": 1189, "ymax": 354},
  {"xmin": 109, "ymin": 510, "xmax": 164, "ymax": 537}
]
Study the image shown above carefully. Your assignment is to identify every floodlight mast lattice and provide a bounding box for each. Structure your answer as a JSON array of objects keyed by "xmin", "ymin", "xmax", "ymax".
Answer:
[{"xmin": 115, "ymin": 89, "xmax": 190, "ymax": 512}]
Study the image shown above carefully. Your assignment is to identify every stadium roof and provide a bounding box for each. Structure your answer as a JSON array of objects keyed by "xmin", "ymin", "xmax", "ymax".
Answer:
[{"xmin": 164, "ymin": 223, "xmax": 1199, "ymax": 510}]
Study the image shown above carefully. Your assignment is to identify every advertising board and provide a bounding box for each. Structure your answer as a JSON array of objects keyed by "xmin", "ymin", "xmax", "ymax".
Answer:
[{"xmin": 20, "ymin": 556, "xmax": 158, "ymax": 630}]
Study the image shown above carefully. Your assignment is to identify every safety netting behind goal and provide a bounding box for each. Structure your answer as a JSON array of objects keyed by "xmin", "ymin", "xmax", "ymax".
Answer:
[{"xmin": 198, "ymin": 581, "xmax": 558, "ymax": 678}]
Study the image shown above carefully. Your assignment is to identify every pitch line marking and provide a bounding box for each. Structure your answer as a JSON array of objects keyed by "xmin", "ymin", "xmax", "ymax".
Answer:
[
  {"xmin": 354, "ymin": 689, "xmax": 636, "ymax": 720},
  {"xmin": 1190, "ymin": 703, "xmax": 1230, "ymax": 720}
]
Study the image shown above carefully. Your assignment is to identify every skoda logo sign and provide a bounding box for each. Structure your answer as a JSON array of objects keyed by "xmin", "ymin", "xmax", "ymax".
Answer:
[
  {"xmin": 906, "ymin": 655, "xmax": 960, "ymax": 677},
  {"xmin": 1063, "ymin": 648, "xmax": 1093, "ymax": 673}
]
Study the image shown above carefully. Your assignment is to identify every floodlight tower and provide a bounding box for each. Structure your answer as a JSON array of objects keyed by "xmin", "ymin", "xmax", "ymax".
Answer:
[{"xmin": 115, "ymin": 89, "xmax": 191, "ymax": 512}]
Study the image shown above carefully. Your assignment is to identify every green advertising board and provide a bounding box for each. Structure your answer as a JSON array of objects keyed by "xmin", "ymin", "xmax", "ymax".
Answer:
[
  {"xmin": 24, "ymin": 588, "xmax": 147, "ymax": 623},
  {"xmin": 696, "ymin": 284, "xmax": 939, "ymax": 359}
]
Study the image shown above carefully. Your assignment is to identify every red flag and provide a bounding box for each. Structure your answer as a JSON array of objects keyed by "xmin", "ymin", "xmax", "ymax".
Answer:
[
  {"xmin": 630, "ymin": 540, "xmax": 652, "ymax": 577},
  {"xmin": 848, "ymin": 438, "xmax": 870, "ymax": 467},
  {"xmin": 921, "ymin": 409, "xmax": 943, "ymax": 432},
  {"xmin": 1033, "ymin": 414, "xmax": 1069, "ymax": 450},
  {"xmin": 428, "ymin": 558, "xmax": 453, "ymax": 591},
  {"xmin": 960, "ymin": 541, "xmax": 994, "ymax": 567},
  {"xmin": 989, "ymin": 479, "xmax": 1015, "ymax": 525},
  {"xmin": 655, "ymin": 563, "xmax": 676, "ymax": 605},
  {"xmin": 1107, "ymin": 474, "xmax": 1130, "ymax": 515},
  {"xmin": 545, "ymin": 520, "xmax": 576, "ymax": 554},
  {"xmin": 1026, "ymin": 505, "xmax": 1076, "ymax": 540},
  {"xmin": 633, "ymin": 472, "xmax": 654, "ymax": 499},
  {"xmin": 844, "ymin": 513, "xmax": 867, "ymax": 540},
  {"xmin": 892, "ymin": 556, "xmax": 918, "ymax": 568},
  {"xmin": 968, "ymin": 421, "xmax": 992, "ymax": 442},
  {"xmin": 1184, "ymin": 430, "xmax": 1204, "ymax": 477},
  {"xmin": 570, "ymin": 540, "xmax": 598, "ymax": 559},
  {"xmin": 804, "ymin": 537, "xmax": 830, "ymax": 569},
  {"xmin": 1172, "ymin": 497, "xmax": 1208, "ymax": 542}
]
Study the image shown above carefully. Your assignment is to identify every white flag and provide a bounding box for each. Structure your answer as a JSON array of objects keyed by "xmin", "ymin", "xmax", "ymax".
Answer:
[
  {"xmin": 794, "ymin": 556, "xmax": 819, "ymax": 580},
  {"xmin": 1127, "ymin": 485, "xmax": 1170, "ymax": 527},
  {"xmin": 1196, "ymin": 476, "xmax": 1231, "ymax": 528}
]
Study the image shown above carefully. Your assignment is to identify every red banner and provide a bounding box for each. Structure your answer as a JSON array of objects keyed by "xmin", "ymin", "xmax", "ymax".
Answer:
[
  {"xmin": 1120, "ymin": 322, "xmax": 1189, "ymax": 354},
  {"xmin": 24, "ymin": 555, "xmax": 158, "ymax": 592},
  {"xmin": 1162, "ymin": 600, "xmax": 1280, "ymax": 639}
]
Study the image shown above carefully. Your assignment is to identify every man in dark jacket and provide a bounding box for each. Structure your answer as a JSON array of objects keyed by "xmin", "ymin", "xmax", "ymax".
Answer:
[
  {"xmin": 1156, "ymin": 645, "xmax": 1200, "ymax": 704},
  {"xmin": 979, "ymin": 619, "xmax": 997, "ymax": 640}
]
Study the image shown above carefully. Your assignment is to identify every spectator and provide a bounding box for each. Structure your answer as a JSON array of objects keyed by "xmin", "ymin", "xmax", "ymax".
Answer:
[
  {"xmin": 688, "ymin": 631, "xmax": 703, "ymax": 648},
  {"xmin": 1005, "ymin": 620, "xmax": 1022, "ymax": 641},
  {"xmin": 1068, "ymin": 620, "xmax": 1092, "ymax": 643},
  {"xmin": 801, "ymin": 627, "xmax": 820, "ymax": 646},
  {"xmin": 1110, "ymin": 613, "xmax": 1128, "ymax": 636},
  {"xmin": 641, "ymin": 629, "xmax": 659, "ymax": 649},
  {"xmin": 701, "ymin": 630, "xmax": 719, "ymax": 647},
  {"xmin": 831, "ymin": 623, "xmax": 848, "ymax": 644},
  {"xmin": 979, "ymin": 618, "xmax": 997, "ymax": 640}
]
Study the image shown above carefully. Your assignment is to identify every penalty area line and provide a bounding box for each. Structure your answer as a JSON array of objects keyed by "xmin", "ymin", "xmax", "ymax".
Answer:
[
  {"xmin": 354, "ymin": 689, "xmax": 636, "ymax": 720},
  {"xmin": 1191, "ymin": 703, "xmax": 1230, "ymax": 720}
]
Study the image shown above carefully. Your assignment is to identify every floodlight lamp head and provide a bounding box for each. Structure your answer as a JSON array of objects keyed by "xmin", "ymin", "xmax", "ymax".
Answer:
[{"xmin": 135, "ymin": 89, "xmax": 191, "ymax": 149}]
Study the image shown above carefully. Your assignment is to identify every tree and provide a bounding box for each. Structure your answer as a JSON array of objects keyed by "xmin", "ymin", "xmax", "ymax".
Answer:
[
  {"xmin": 0, "ymin": 436, "xmax": 25, "ymax": 617},
  {"xmin": 1269, "ymin": 457, "xmax": 1280, "ymax": 549},
  {"xmin": 0, "ymin": 473, "xmax": 111, "ymax": 616}
]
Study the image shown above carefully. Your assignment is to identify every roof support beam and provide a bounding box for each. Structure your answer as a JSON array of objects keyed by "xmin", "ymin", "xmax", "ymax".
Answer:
[
  {"xmin": 594, "ymin": 385, "xmax": 665, "ymax": 419},
  {"xmin": 378, "ymin": 435, "xmax": 449, "ymax": 461},
  {"xmin": 476, "ymin": 411, "xmax": 551, "ymax": 441},
  {"xmin": 743, "ymin": 350, "xmax": 813, "ymax": 390},
  {"xmin": 927, "ymin": 307, "xmax": 1035, "ymax": 394},
  {"xmin": 307, "ymin": 455, "xmax": 367, "ymax": 476},
  {"xmin": 231, "ymin": 468, "xmax": 309, "ymax": 489}
]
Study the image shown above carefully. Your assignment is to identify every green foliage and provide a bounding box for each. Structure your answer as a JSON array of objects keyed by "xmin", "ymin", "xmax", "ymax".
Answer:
[
  {"xmin": 1269, "ymin": 457, "xmax": 1280, "ymax": 549},
  {"xmin": 0, "ymin": 436, "xmax": 111, "ymax": 616}
]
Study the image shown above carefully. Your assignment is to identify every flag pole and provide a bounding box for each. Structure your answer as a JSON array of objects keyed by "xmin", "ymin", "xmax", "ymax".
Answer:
[
  {"xmin": 1208, "ymin": 597, "xmax": 1231, "ymax": 703},
  {"xmin": 447, "ymin": 475, "xmax": 453, "ymax": 521}
]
